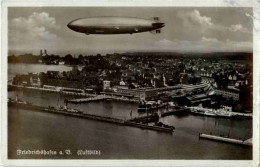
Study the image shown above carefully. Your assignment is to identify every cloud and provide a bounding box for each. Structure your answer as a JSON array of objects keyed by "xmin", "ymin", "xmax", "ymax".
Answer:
[
  {"xmin": 178, "ymin": 9, "xmax": 251, "ymax": 34},
  {"xmin": 9, "ymin": 12, "xmax": 60, "ymax": 52},
  {"xmin": 152, "ymin": 38, "xmax": 252, "ymax": 52},
  {"xmin": 229, "ymin": 24, "xmax": 249, "ymax": 33},
  {"xmin": 177, "ymin": 10, "xmax": 213, "ymax": 31},
  {"xmin": 201, "ymin": 37, "xmax": 219, "ymax": 43},
  {"xmin": 154, "ymin": 39, "xmax": 175, "ymax": 46},
  {"xmin": 11, "ymin": 12, "xmax": 59, "ymax": 30}
]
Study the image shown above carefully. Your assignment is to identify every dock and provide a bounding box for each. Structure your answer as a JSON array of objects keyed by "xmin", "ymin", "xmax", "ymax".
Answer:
[
  {"xmin": 199, "ymin": 133, "xmax": 252, "ymax": 146},
  {"xmin": 8, "ymin": 84, "xmax": 94, "ymax": 97},
  {"xmin": 65, "ymin": 95, "xmax": 110, "ymax": 104},
  {"xmin": 8, "ymin": 101, "xmax": 174, "ymax": 134},
  {"xmin": 9, "ymin": 85, "xmax": 139, "ymax": 103}
]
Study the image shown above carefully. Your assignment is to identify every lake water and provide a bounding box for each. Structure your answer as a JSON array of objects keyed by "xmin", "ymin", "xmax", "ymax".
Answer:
[{"xmin": 7, "ymin": 63, "xmax": 252, "ymax": 159}]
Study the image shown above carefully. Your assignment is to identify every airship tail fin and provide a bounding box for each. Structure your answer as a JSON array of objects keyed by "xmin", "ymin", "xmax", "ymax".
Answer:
[
  {"xmin": 153, "ymin": 17, "xmax": 160, "ymax": 22},
  {"xmin": 151, "ymin": 17, "xmax": 160, "ymax": 22}
]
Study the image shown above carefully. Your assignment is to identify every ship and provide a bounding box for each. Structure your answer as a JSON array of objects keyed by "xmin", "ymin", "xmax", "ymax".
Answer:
[
  {"xmin": 190, "ymin": 107, "xmax": 217, "ymax": 117},
  {"xmin": 189, "ymin": 106, "xmax": 233, "ymax": 118},
  {"xmin": 9, "ymin": 98, "xmax": 82, "ymax": 114},
  {"xmin": 214, "ymin": 108, "xmax": 232, "ymax": 118},
  {"xmin": 188, "ymin": 106, "xmax": 252, "ymax": 118}
]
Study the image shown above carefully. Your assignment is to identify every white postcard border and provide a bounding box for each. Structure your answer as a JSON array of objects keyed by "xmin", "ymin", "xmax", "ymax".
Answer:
[{"xmin": 1, "ymin": 0, "xmax": 259, "ymax": 166}]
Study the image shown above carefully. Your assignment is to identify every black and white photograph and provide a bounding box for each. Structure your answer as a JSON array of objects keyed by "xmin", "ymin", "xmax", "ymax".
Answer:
[{"xmin": 1, "ymin": 1, "xmax": 260, "ymax": 166}]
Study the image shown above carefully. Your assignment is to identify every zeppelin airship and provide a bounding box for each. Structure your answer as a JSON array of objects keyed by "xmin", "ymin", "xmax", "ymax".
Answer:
[{"xmin": 67, "ymin": 16, "xmax": 165, "ymax": 35}]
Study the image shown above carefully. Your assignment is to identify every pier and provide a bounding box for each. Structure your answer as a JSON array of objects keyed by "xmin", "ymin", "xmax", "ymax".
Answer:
[
  {"xmin": 8, "ymin": 101, "xmax": 174, "ymax": 134},
  {"xmin": 199, "ymin": 133, "xmax": 252, "ymax": 146},
  {"xmin": 65, "ymin": 95, "xmax": 111, "ymax": 104},
  {"xmin": 8, "ymin": 84, "xmax": 94, "ymax": 97},
  {"xmin": 127, "ymin": 107, "xmax": 190, "ymax": 123}
]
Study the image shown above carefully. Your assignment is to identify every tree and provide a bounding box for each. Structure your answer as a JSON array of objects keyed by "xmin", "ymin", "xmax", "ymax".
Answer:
[
  {"xmin": 78, "ymin": 54, "xmax": 83, "ymax": 60},
  {"xmin": 64, "ymin": 54, "xmax": 73, "ymax": 65}
]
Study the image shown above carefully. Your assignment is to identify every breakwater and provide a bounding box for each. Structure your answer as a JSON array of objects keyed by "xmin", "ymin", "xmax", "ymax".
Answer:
[
  {"xmin": 199, "ymin": 133, "xmax": 252, "ymax": 146},
  {"xmin": 65, "ymin": 95, "xmax": 110, "ymax": 104},
  {"xmin": 8, "ymin": 85, "xmax": 93, "ymax": 97},
  {"xmin": 8, "ymin": 101, "xmax": 173, "ymax": 133}
]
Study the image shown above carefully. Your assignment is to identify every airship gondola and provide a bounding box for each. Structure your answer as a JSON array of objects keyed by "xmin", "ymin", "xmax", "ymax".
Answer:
[{"xmin": 67, "ymin": 16, "xmax": 165, "ymax": 35}]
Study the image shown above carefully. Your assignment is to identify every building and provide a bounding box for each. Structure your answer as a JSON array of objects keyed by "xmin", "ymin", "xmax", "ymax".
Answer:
[
  {"xmin": 103, "ymin": 85, "xmax": 181, "ymax": 101},
  {"xmin": 201, "ymin": 76, "xmax": 215, "ymax": 84},
  {"xmin": 214, "ymin": 88, "xmax": 240, "ymax": 101},
  {"xmin": 103, "ymin": 80, "xmax": 111, "ymax": 90},
  {"xmin": 186, "ymin": 93, "xmax": 211, "ymax": 106},
  {"xmin": 220, "ymin": 104, "xmax": 233, "ymax": 112},
  {"xmin": 40, "ymin": 49, "xmax": 48, "ymax": 57},
  {"xmin": 116, "ymin": 87, "xmax": 158, "ymax": 100},
  {"xmin": 30, "ymin": 76, "xmax": 41, "ymax": 87},
  {"xmin": 139, "ymin": 89, "xmax": 158, "ymax": 101}
]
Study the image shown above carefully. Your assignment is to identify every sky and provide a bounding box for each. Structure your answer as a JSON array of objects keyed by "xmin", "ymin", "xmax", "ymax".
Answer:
[{"xmin": 8, "ymin": 7, "xmax": 253, "ymax": 56}]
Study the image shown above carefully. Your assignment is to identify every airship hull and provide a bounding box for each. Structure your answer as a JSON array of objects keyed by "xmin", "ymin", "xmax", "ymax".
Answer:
[{"xmin": 67, "ymin": 17, "xmax": 164, "ymax": 34}]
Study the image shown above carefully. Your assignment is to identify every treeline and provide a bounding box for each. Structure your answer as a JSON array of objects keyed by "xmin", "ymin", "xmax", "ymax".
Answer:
[
  {"xmin": 8, "ymin": 53, "xmax": 114, "ymax": 66},
  {"xmin": 8, "ymin": 54, "xmax": 41, "ymax": 64},
  {"xmin": 122, "ymin": 51, "xmax": 253, "ymax": 60},
  {"xmin": 8, "ymin": 51, "xmax": 253, "ymax": 64}
]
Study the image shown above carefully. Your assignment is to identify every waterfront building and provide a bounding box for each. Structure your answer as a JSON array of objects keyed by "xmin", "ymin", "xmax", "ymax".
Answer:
[
  {"xmin": 186, "ymin": 93, "xmax": 211, "ymax": 105},
  {"xmin": 201, "ymin": 76, "xmax": 215, "ymax": 84},
  {"xmin": 214, "ymin": 88, "xmax": 240, "ymax": 101},
  {"xmin": 139, "ymin": 89, "xmax": 158, "ymax": 101},
  {"xmin": 115, "ymin": 87, "xmax": 157, "ymax": 100},
  {"xmin": 103, "ymin": 80, "xmax": 111, "ymax": 90},
  {"xmin": 115, "ymin": 86, "xmax": 181, "ymax": 100},
  {"xmin": 220, "ymin": 104, "xmax": 233, "ymax": 112},
  {"xmin": 30, "ymin": 76, "xmax": 41, "ymax": 87}
]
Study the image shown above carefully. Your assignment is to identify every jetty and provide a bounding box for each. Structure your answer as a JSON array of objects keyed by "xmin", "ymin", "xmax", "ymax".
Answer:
[
  {"xmin": 8, "ymin": 84, "xmax": 94, "ymax": 97},
  {"xmin": 8, "ymin": 101, "xmax": 174, "ymax": 134},
  {"xmin": 199, "ymin": 133, "xmax": 252, "ymax": 146},
  {"xmin": 65, "ymin": 95, "xmax": 110, "ymax": 104}
]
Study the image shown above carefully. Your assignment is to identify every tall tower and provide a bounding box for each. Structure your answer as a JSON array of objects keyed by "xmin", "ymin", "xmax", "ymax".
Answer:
[
  {"xmin": 40, "ymin": 50, "xmax": 43, "ymax": 57},
  {"xmin": 44, "ymin": 50, "xmax": 47, "ymax": 55}
]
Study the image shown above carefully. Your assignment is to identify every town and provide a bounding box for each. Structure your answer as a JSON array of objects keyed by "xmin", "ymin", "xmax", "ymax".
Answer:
[{"xmin": 9, "ymin": 50, "xmax": 253, "ymax": 115}]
